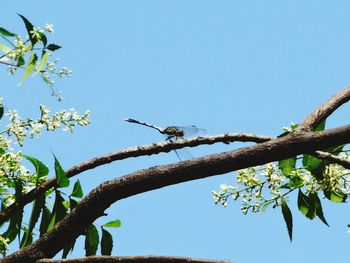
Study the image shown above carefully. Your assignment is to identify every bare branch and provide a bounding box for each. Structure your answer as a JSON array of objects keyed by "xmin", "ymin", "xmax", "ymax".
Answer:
[
  {"xmin": 0, "ymin": 133, "xmax": 272, "ymax": 224},
  {"xmin": 298, "ymin": 86, "xmax": 350, "ymax": 131},
  {"xmin": 36, "ymin": 255, "xmax": 233, "ymax": 263},
  {"xmin": 3, "ymin": 124, "xmax": 350, "ymax": 263},
  {"xmin": 312, "ymin": 150, "xmax": 350, "ymax": 169}
]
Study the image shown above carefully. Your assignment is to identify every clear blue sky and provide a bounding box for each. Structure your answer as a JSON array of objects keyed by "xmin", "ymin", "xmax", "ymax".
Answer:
[{"xmin": 2, "ymin": 1, "xmax": 350, "ymax": 262}]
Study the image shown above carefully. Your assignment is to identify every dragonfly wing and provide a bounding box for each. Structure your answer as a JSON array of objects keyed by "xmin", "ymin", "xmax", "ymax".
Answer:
[
  {"xmin": 174, "ymin": 125, "xmax": 207, "ymax": 138},
  {"xmin": 174, "ymin": 148, "xmax": 193, "ymax": 161}
]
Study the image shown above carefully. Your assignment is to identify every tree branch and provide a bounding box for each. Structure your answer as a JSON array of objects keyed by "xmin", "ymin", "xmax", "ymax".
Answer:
[
  {"xmin": 297, "ymin": 86, "xmax": 350, "ymax": 131},
  {"xmin": 312, "ymin": 150, "xmax": 350, "ymax": 169},
  {"xmin": 36, "ymin": 255, "xmax": 233, "ymax": 263},
  {"xmin": 3, "ymin": 124, "xmax": 350, "ymax": 263},
  {"xmin": 0, "ymin": 133, "xmax": 272, "ymax": 224}
]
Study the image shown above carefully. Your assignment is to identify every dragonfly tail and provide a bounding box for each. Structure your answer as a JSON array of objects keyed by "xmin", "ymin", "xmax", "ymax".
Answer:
[{"xmin": 124, "ymin": 118, "xmax": 163, "ymax": 133}]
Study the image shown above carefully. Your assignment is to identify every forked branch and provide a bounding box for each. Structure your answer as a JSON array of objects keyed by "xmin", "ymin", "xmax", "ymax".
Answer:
[
  {"xmin": 2, "ymin": 87, "xmax": 350, "ymax": 263},
  {"xmin": 298, "ymin": 86, "xmax": 350, "ymax": 131},
  {"xmin": 3, "ymin": 124, "xmax": 350, "ymax": 263},
  {"xmin": 0, "ymin": 132, "xmax": 273, "ymax": 224}
]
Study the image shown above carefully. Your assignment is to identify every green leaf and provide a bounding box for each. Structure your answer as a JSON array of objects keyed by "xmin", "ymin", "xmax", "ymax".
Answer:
[
  {"xmin": 20, "ymin": 229, "xmax": 32, "ymax": 249},
  {"xmin": 34, "ymin": 51, "xmax": 49, "ymax": 75},
  {"xmin": 277, "ymin": 131, "xmax": 290, "ymax": 138},
  {"xmin": 305, "ymin": 193, "xmax": 316, "ymax": 220},
  {"xmin": 0, "ymin": 27, "xmax": 16, "ymax": 37},
  {"xmin": 71, "ymin": 180, "xmax": 83, "ymax": 198},
  {"xmin": 101, "ymin": 228, "xmax": 113, "ymax": 256},
  {"xmin": 297, "ymin": 190, "xmax": 309, "ymax": 217},
  {"xmin": 46, "ymin": 43, "xmax": 62, "ymax": 51},
  {"xmin": 62, "ymin": 200, "xmax": 70, "ymax": 209},
  {"xmin": 310, "ymin": 192, "xmax": 329, "ymax": 226},
  {"xmin": 0, "ymin": 148, "xmax": 5, "ymax": 155},
  {"xmin": 21, "ymin": 193, "xmax": 45, "ymax": 247},
  {"xmin": 281, "ymin": 201, "xmax": 293, "ymax": 241},
  {"xmin": 302, "ymin": 155, "xmax": 323, "ymax": 171},
  {"xmin": 85, "ymin": 224, "xmax": 99, "ymax": 256},
  {"xmin": 54, "ymin": 155, "xmax": 69, "ymax": 188},
  {"xmin": 103, "ymin": 219, "xmax": 121, "ymax": 228},
  {"xmin": 62, "ymin": 198, "xmax": 78, "ymax": 211},
  {"xmin": 324, "ymin": 189, "xmax": 347, "ymax": 203},
  {"xmin": 3, "ymin": 181, "xmax": 24, "ymax": 242},
  {"xmin": 69, "ymin": 198, "xmax": 79, "ymax": 211},
  {"xmin": 297, "ymin": 190, "xmax": 317, "ymax": 220},
  {"xmin": 261, "ymin": 200, "xmax": 274, "ymax": 212},
  {"xmin": 17, "ymin": 56, "xmax": 25, "ymax": 67},
  {"xmin": 18, "ymin": 52, "xmax": 37, "ymax": 86},
  {"xmin": 14, "ymin": 181, "xmax": 23, "ymax": 241},
  {"xmin": 282, "ymin": 176, "xmax": 304, "ymax": 189},
  {"xmin": 48, "ymin": 191, "xmax": 68, "ymax": 231},
  {"xmin": 23, "ymin": 155, "xmax": 49, "ymax": 184},
  {"xmin": 314, "ymin": 119, "xmax": 326, "ymax": 132},
  {"xmin": 38, "ymin": 32, "xmax": 47, "ymax": 47},
  {"xmin": 302, "ymin": 155, "xmax": 324, "ymax": 180},
  {"xmin": 3, "ymin": 208, "xmax": 23, "ymax": 242},
  {"xmin": 39, "ymin": 206, "xmax": 51, "ymax": 237},
  {"xmin": 0, "ymin": 43, "xmax": 12, "ymax": 54},
  {"xmin": 327, "ymin": 144, "xmax": 345, "ymax": 156},
  {"xmin": 0, "ymin": 104, "xmax": 3, "ymax": 120},
  {"xmin": 18, "ymin": 14, "xmax": 36, "ymax": 46},
  {"xmin": 278, "ymin": 157, "xmax": 296, "ymax": 177},
  {"xmin": 62, "ymin": 239, "xmax": 76, "ymax": 259}
]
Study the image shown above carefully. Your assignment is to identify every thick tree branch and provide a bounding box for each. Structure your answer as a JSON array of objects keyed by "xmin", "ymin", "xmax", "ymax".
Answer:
[
  {"xmin": 36, "ymin": 255, "xmax": 233, "ymax": 263},
  {"xmin": 298, "ymin": 86, "xmax": 350, "ymax": 131},
  {"xmin": 312, "ymin": 150, "xmax": 350, "ymax": 169},
  {"xmin": 3, "ymin": 124, "xmax": 350, "ymax": 263},
  {"xmin": 0, "ymin": 133, "xmax": 272, "ymax": 224}
]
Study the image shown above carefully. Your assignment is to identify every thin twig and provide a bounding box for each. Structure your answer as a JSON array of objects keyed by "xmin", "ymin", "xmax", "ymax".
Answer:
[
  {"xmin": 297, "ymin": 86, "xmax": 350, "ymax": 131},
  {"xmin": 312, "ymin": 150, "xmax": 350, "ymax": 169},
  {"xmin": 0, "ymin": 132, "xmax": 273, "ymax": 224}
]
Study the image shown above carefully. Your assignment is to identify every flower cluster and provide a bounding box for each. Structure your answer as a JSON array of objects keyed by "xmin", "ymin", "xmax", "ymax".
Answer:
[
  {"xmin": 29, "ymin": 23, "xmax": 54, "ymax": 43},
  {"xmin": 213, "ymin": 164, "xmax": 278, "ymax": 214},
  {"xmin": 1, "ymin": 21, "xmax": 70, "ymax": 100},
  {"xmin": 41, "ymin": 59, "xmax": 73, "ymax": 100},
  {"xmin": 0, "ymin": 98, "xmax": 90, "ymax": 207},
  {"xmin": 213, "ymin": 156, "xmax": 350, "ymax": 215},
  {"xmin": 4, "ymin": 104, "xmax": 90, "ymax": 146},
  {"xmin": 319, "ymin": 153, "xmax": 350, "ymax": 194},
  {"xmin": 0, "ymin": 149, "xmax": 33, "ymax": 206}
]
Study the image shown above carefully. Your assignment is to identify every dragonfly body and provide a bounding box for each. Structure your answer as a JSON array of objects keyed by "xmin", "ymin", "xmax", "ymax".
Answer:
[
  {"xmin": 162, "ymin": 126, "xmax": 185, "ymax": 139},
  {"xmin": 124, "ymin": 118, "xmax": 205, "ymax": 160},
  {"xmin": 124, "ymin": 118, "xmax": 199, "ymax": 139}
]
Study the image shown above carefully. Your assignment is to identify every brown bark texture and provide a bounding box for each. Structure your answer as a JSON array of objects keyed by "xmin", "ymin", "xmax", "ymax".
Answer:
[
  {"xmin": 1, "ymin": 87, "xmax": 350, "ymax": 263},
  {"xmin": 36, "ymin": 255, "xmax": 233, "ymax": 263}
]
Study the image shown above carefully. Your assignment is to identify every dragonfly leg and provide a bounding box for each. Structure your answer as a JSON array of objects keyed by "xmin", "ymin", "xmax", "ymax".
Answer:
[{"xmin": 166, "ymin": 135, "xmax": 176, "ymax": 141}]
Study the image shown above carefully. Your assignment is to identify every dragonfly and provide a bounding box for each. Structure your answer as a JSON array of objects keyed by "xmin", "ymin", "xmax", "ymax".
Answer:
[{"xmin": 124, "ymin": 118, "xmax": 206, "ymax": 160}]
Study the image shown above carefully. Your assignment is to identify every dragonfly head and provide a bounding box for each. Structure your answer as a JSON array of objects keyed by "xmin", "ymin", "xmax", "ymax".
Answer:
[{"xmin": 162, "ymin": 126, "xmax": 185, "ymax": 138}]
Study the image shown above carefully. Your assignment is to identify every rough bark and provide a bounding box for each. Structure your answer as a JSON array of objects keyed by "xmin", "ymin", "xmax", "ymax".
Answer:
[
  {"xmin": 2, "ymin": 124, "xmax": 350, "ymax": 263},
  {"xmin": 2, "ymin": 87, "xmax": 350, "ymax": 263},
  {"xmin": 36, "ymin": 255, "xmax": 233, "ymax": 263},
  {"xmin": 0, "ymin": 133, "xmax": 272, "ymax": 224}
]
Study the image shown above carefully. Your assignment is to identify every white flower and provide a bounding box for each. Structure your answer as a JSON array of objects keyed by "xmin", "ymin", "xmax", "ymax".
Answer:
[
  {"xmin": 220, "ymin": 183, "xmax": 228, "ymax": 191},
  {"xmin": 44, "ymin": 23, "xmax": 54, "ymax": 33},
  {"xmin": 30, "ymin": 122, "xmax": 44, "ymax": 134}
]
